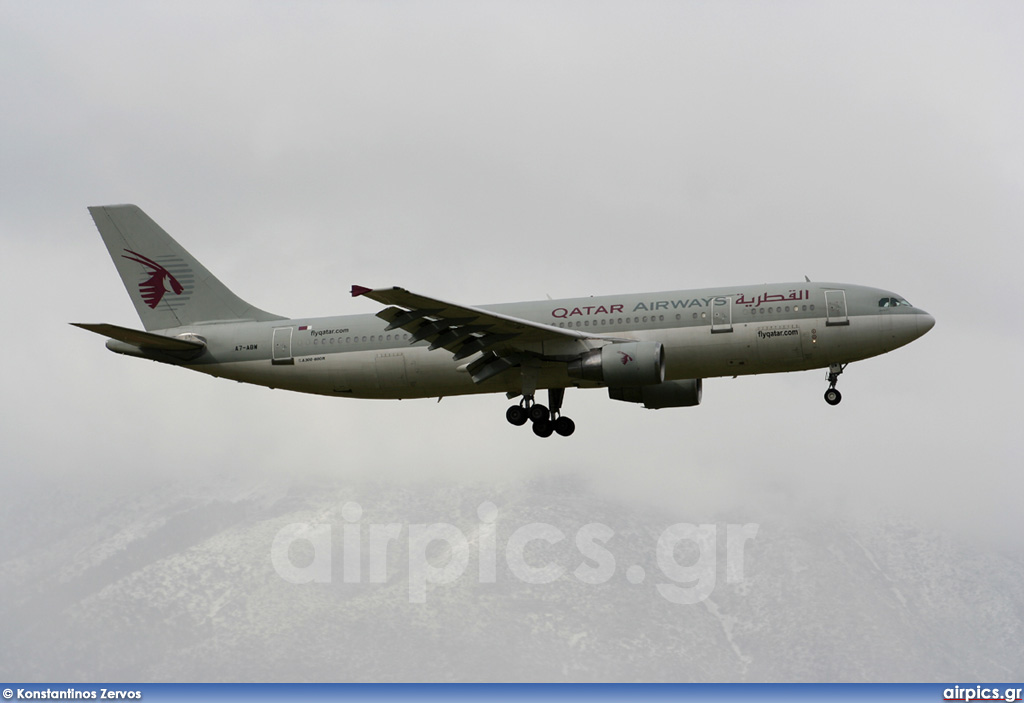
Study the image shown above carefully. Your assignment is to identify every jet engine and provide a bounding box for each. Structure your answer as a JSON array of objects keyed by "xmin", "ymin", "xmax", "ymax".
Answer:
[
  {"xmin": 608, "ymin": 378, "xmax": 703, "ymax": 409},
  {"xmin": 567, "ymin": 341, "xmax": 664, "ymax": 387}
]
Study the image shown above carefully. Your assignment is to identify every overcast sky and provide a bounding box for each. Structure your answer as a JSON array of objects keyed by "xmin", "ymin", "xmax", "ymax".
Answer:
[{"xmin": 2, "ymin": 1, "xmax": 1022, "ymax": 547}]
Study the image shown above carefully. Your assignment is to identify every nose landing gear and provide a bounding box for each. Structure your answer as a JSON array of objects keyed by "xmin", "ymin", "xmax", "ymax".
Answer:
[
  {"xmin": 824, "ymin": 363, "xmax": 847, "ymax": 406},
  {"xmin": 506, "ymin": 387, "xmax": 575, "ymax": 437}
]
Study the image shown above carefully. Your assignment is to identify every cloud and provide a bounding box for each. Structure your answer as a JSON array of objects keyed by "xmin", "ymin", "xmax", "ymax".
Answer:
[{"xmin": 1, "ymin": 0, "xmax": 1022, "ymax": 607}]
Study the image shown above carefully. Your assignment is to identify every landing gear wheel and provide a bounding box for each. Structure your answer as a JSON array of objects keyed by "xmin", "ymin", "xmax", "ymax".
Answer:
[
  {"xmin": 507, "ymin": 387, "xmax": 576, "ymax": 436},
  {"xmin": 528, "ymin": 404, "xmax": 550, "ymax": 423},
  {"xmin": 553, "ymin": 416, "xmax": 576, "ymax": 437},
  {"xmin": 506, "ymin": 405, "xmax": 529, "ymax": 426},
  {"xmin": 823, "ymin": 363, "xmax": 847, "ymax": 406}
]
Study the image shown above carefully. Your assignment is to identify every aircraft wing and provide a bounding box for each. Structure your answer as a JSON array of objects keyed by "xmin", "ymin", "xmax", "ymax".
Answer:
[{"xmin": 352, "ymin": 285, "xmax": 619, "ymax": 383}]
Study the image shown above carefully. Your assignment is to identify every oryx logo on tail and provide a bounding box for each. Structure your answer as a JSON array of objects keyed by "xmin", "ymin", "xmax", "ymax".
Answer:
[{"xmin": 122, "ymin": 249, "xmax": 185, "ymax": 309}]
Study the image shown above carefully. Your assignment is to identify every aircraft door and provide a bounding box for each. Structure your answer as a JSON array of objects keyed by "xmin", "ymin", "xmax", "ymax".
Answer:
[
  {"xmin": 711, "ymin": 296, "xmax": 733, "ymax": 333},
  {"xmin": 272, "ymin": 326, "xmax": 294, "ymax": 365},
  {"xmin": 825, "ymin": 290, "xmax": 849, "ymax": 327}
]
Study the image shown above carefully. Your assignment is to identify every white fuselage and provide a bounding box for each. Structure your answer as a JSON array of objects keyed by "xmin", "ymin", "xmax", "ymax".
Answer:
[{"xmin": 129, "ymin": 281, "xmax": 933, "ymax": 401}]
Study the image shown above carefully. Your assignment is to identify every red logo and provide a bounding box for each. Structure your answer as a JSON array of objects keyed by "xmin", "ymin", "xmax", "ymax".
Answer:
[
  {"xmin": 618, "ymin": 351, "xmax": 634, "ymax": 365},
  {"xmin": 122, "ymin": 249, "xmax": 184, "ymax": 309}
]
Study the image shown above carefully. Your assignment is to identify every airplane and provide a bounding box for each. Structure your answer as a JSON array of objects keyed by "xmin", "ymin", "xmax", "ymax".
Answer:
[{"xmin": 73, "ymin": 205, "xmax": 935, "ymax": 438}]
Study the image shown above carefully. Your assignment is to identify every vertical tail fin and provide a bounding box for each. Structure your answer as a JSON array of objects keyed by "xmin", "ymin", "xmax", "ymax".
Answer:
[{"xmin": 89, "ymin": 205, "xmax": 285, "ymax": 330}]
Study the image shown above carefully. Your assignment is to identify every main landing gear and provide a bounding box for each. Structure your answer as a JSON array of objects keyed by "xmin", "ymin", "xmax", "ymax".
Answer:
[
  {"xmin": 824, "ymin": 363, "xmax": 847, "ymax": 406},
  {"xmin": 506, "ymin": 388, "xmax": 575, "ymax": 437}
]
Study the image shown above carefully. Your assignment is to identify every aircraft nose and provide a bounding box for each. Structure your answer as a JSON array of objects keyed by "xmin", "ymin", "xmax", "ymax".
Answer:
[{"xmin": 918, "ymin": 311, "xmax": 935, "ymax": 336}]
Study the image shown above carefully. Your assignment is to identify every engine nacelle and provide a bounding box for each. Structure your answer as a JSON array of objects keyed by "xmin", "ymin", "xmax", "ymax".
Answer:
[
  {"xmin": 609, "ymin": 378, "xmax": 703, "ymax": 409},
  {"xmin": 567, "ymin": 341, "xmax": 664, "ymax": 387}
]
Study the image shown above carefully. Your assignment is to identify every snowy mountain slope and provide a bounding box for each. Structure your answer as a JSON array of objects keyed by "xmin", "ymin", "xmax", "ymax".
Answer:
[{"xmin": 1, "ymin": 474, "xmax": 1020, "ymax": 682}]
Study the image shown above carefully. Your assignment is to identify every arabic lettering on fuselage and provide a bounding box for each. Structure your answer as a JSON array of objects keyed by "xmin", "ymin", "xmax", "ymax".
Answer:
[{"xmin": 735, "ymin": 289, "xmax": 810, "ymax": 308}]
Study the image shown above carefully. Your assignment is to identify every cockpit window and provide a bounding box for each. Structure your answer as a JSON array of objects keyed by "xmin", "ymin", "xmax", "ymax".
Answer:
[{"xmin": 878, "ymin": 297, "xmax": 912, "ymax": 308}]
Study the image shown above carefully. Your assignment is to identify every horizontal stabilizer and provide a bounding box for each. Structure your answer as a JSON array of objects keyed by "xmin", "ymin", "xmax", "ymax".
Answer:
[{"xmin": 71, "ymin": 323, "xmax": 206, "ymax": 351}]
